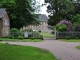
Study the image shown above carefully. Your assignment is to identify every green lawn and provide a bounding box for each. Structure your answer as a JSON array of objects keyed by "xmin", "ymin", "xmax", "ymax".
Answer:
[
  {"xmin": 40, "ymin": 32, "xmax": 54, "ymax": 37},
  {"xmin": 0, "ymin": 43, "xmax": 56, "ymax": 60},
  {"xmin": 76, "ymin": 46, "xmax": 80, "ymax": 50},
  {"xmin": 0, "ymin": 38, "xmax": 43, "ymax": 42},
  {"xmin": 60, "ymin": 39, "xmax": 80, "ymax": 42}
]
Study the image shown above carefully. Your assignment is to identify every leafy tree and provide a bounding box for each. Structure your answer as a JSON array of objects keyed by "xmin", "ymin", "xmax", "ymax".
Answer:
[
  {"xmin": 0, "ymin": 0, "xmax": 39, "ymax": 29},
  {"xmin": 71, "ymin": 0, "xmax": 80, "ymax": 14},
  {"xmin": 72, "ymin": 14, "xmax": 80, "ymax": 31},
  {"xmin": 72, "ymin": 14, "xmax": 80, "ymax": 23},
  {"xmin": 45, "ymin": 0, "xmax": 74, "ymax": 26}
]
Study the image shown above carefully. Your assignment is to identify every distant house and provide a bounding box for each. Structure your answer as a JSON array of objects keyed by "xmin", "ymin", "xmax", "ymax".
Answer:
[
  {"xmin": 0, "ymin": 8, "xmax": 10, "ymax": 37},
  {"xmin": 27, "ymin": 14, "xmax": 49, "ymax": 32}
]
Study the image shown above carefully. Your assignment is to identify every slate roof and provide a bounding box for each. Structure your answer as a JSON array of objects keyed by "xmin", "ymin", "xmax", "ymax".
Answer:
[
  {"xmin": 39, "ymin": 14, "xmax": 48, "ymax": 22},
  {"xmin": 0, "ymin": 8, "xmax": 6, "ymax": 18}
]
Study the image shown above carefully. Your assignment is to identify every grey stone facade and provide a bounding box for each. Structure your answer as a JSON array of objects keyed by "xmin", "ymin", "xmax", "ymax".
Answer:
[{"xmin": 0, "ymin": 8, "xmax": 10, "ymax": 37}]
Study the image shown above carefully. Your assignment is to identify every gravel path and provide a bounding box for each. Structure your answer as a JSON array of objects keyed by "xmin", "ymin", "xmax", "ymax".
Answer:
[{"xmin": 1, "ymin": 40, "xmax": 80, "ymax": 60}]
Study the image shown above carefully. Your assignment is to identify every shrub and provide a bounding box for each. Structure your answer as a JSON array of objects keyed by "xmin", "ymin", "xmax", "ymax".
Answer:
[
  {"xmin": 32, "ymin": 31, "xmax": 40, "ymax": 37},
  {"xmin": 31, "ymin": 37, "xmax": 34, "ymax": 40},
  {"xmin": 8, "ymin": 35, "xmax": 14, "ymax": 39},
  {"xmin": 9, "ymin": 28, "xmax": 20, "ymax": 37},
  {"xmin": 58, "ymin": 20, "xmax": 72, "ymax": 32},
  {"xmin": 56, "ymin": 24, "xmax": 68, "ymax": 32},
  {"xmin": 65, "ymin": 36, "xmax": 71, "ymax": 39},
  {"xmin": 18, "ymin": 36, "xmax": 24, "ymax": 40},
  {"xmin": 10, "ymin": 28, "xmax": 19, "ymax": 32},
  {"xmin": 39, "ymin": 30, "xmax": 41, "ymax": 33}
]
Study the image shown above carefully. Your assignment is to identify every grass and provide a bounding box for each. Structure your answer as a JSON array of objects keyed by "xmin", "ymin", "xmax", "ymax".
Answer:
[
  {"xmin": 60, "ymin": 39, "xmax": 80, "ymax": 42},
  {"xmin": 0, "ymin": 43, "xmax": 56, "ymax": 60},
  {"xmin": 0, "ymin": 38, "xmax": 43, "ymax": 42},
  {"xmin": 76, "ymin": 46, "xmax": 80, "ymax": 50},
  {"xmin": 40, "ymin": 32, "xmax": 54, "ymax": 37}
]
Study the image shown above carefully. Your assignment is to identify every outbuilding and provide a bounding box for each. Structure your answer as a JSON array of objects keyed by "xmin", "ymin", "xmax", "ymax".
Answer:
[{"xmin": 0, "ymin": 8, "xmax": 10, "ymax": 37}]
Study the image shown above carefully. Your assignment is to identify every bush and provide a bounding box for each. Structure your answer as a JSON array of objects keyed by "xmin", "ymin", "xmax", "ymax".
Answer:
[
  {"xmin": 8, "ymin": 35, "xmax": 14, "ymax": 39},
  {"xmin": 31, "ymin": 37, "xmax": 34, "ymax": 40},
  {"xmin": 9, "ymin": 28, "xmax": 20, "ymax": 37},
  {"xmin": 65, "ymin": 36, "xmax": 71, "ymax": 40},
  {"xmin": 32, "ymin": 31, "xmax": 40, "ymax": 37},
  {"xmin": 18, "ymin": 36, "xmax": 24, "ymax": 40},
  {"xmin": 39, "ymin": 30, "xmax": 41, "ymax": 33},
  {"xmin": 56, "ymin": 24, "xmax": 68, "ymax": 32}
]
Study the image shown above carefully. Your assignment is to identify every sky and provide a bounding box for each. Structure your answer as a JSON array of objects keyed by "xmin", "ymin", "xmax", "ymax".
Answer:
[{"xmin": 36, "ymin": 0, "xmax": 49, "ymax": 16}]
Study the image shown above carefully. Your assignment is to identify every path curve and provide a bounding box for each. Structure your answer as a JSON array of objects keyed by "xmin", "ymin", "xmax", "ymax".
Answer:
[{"xmin": 1, "ymin": 40, "xmax": 80, "ymax": 60}]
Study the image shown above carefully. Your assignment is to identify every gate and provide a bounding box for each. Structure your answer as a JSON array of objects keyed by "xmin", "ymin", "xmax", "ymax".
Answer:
[{"xmin": 40, "ymin": 26, "xmax": 55, "ymax": 40}]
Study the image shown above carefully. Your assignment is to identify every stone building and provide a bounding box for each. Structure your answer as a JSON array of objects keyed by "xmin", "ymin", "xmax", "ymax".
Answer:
[
  {"xmin": 27, "ymin": 14, "xmax": 49, "ymax": 32},
  {"xmin": 0, "ymin": 8, "xmax": 10, "ymax": 37}
]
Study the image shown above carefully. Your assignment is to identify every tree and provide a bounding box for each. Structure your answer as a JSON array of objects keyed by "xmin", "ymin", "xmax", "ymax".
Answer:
[
  {"xmin": 45, "ymin": 0, "xmax": 74, "ymax": 26},
  {"xmin": 0, "ymin": 0, "xmax": 39, "ymax": 29},
  {"xmin": 72, "ymin": 14, "xmax": 80, "ymax": 31}
]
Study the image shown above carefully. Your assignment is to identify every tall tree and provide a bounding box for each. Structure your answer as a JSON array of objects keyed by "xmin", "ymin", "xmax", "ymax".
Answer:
[
  {"xmin": 0, "ymin": 0, "xmax": 38, "ymax": 29},
  {"xmin": 45, "ymin": 0, "xmax": 74, "ymax": 26}
]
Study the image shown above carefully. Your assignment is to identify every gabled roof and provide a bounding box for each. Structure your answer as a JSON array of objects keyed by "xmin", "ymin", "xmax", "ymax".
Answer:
[
  {"xmin": 39, "ymin": 14, "xmax": 48, "ymax": 22},
  {"xmin": 0, "ymin": 8, "xmax": 6, "ymax": 18}
]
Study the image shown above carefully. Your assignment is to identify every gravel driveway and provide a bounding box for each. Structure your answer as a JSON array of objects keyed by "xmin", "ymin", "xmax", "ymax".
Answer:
[{"xmin": 1, "ymin": 40, "xmax": 80, "ymax": 60}]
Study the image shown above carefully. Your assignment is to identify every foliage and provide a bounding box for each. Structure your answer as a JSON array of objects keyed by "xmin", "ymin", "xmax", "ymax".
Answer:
[
  {"xmin": 32, "ymin": 31, "xmax": 40, "ymax": 37},
  {"xmin": 22, "ymin": 28, "xmax": 33, "ymax": 32},
  {"xmin": 56, "ymin": 24, "xmax": 68, "ymax": 32},
  {"xmin": 8, "ymin": 35, "xmax": 14, "ymax": 39},
  {"xmin": 9, "ymin": 28, "xmax": 20, "ymax": 37},
  {"xmin": 59, "ymin": 20, "xmax": 72, "ymax": 26},
  {"xmin": 18, "ymin": 36, "xmax": 24, "ymax": 40},
  {"xmin": 59, "ymin": 20, "xmax": 72, "ymax": 31},
  {"xmin": 45, "ymin": 0, "xmax": 74, "ymax": 26},
  {"xmin": 31, "ymin": 37, "xmax": 34, "ymax": 40},
  {"xmin": 65, "ymin": 36, "xmax": 71, "ymax": 40},
  {"xmin": 0, "ymin": 0, "xmax": 39, "ymax": 29},
  {"xmin": 72, "ymin": 14, "xmax": 80, "ymax": 23},
  {"xmin": 10, "ymin": 28, "xmax": 19, "ymax": 32},
  {"xmin": 72, "ymin": 14, "xmax": 80, "ymax": 31},
  {"xmin": 39, "ymin": 30, "xmax": 41, "ymax": 33}
]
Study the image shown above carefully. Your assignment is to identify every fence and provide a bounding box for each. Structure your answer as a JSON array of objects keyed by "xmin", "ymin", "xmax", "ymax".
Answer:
[
  {"xmin": 56, "ymin": 32, "xmax": 80, "ymax": 39},
  {"xmin": 8, "ymin": 31, "xmax": 43, "ymax": 39}
]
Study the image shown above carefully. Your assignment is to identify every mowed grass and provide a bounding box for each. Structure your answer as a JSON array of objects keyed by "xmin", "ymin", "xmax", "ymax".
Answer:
[
  {"xmin": 60, "ymin": 39, "xmax": 80, "ymax": 42},
  {"xmin": 40, "ymin": 32, "xmax": 54, "ymax": 37},
  {"xmin": 76, "ymin": 46, "xmax": 80, "ymax": 50},
  {"xmin": 0, "ymin": 43, "xmax": 56, "ymax": 60},
  {"xmin": 0, "ymin": 38, "xmax": 43, "ymax": 42}
]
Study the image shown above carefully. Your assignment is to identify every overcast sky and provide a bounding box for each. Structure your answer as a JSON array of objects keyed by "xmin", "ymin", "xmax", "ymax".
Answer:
[{"xmin": 36, "ymin": 0, "xmax": 48, "ymax": 16}]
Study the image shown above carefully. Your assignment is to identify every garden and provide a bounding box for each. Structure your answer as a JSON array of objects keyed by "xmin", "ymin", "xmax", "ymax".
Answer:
[
  {"xmin": 56, "ymin": 14, "xmax": 80, "ymax": 40},
  {"xmin": 0, "ymin": 28, "xmax": 43, "ymax": 42}
]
